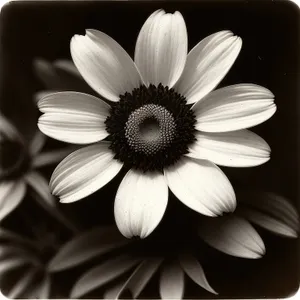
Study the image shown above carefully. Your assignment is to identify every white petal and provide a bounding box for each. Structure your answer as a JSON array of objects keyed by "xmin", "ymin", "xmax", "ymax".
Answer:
[
  {"xmin": 134, "ymin": 9, "xmax": 187, "ymax": 88},
  {"xmin": 50, "ymin": 143, "xmax": 123, "ymax": 203},
  {"xmin": 179, "ymin": 254, "xmax": 217, "ymax": 294},
  {"xmin": 164, "ymin": 157, "xmax": 236, "ymax": 217},
  {"xmin": 198, "ymin": 216, "xmax": 265, "ymax": 259},
  {"xmin": 193, "ymin": 84, "xmax": 276, "ymax": 132},
  {"xmin": 115, "ymin": 169, "xmax": 168, "ymax": 238},
  {"xmin": 186, "ymin": 130, "xmax": 271, "ymax": 167},
  {"xmin": 175, "ymin": 30, "xmax": 242, "ymax": 104},
  {"xmin": 38, "ymin": 92, "xmax": 110, "ymax": 144},
  {"xmin": 160, "ymin": 261, "xmax": 184, "ymax": 299},
  {"xmin": 0, "ymin": 180, "xmax": 26, "ymax": 221},
  {"xmin": 71, "ymin": 29, "xmax": 142, "ymax": 102}
]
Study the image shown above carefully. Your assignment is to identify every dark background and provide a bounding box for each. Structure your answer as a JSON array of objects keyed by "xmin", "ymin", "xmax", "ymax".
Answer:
[{"xmin": 0, "ymin": 0, "xmax": 299, "ymax": 298}]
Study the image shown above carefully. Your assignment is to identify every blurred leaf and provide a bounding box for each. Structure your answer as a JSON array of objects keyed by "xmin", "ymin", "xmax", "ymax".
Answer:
[
  {"xmin": 238, "ymin": 191, "xmax": 299, "ymax": 237},
  {"xmin": 48, "ymin": 226, "xmax": 130, "ymax": 272},
  {"xmin": 179, "ymin": 254, "xmax": 217, "ymax": 294},
  {"xmin": 71, "ymin": 254, "xmax": 141, "ymax": 298},
  {"xmin": 0, "ymin": 257, "xmax": 32, "ymax": 276},
  {"xmin": 25, "ymin": 171, "xmax": 55, "ymax": 207},
  {"xmin": 103, "ymin": 279, "xmax": 127, "ymax": 299},
  {"xmin": 0, "ymin": 180, "xmax": 26, "ymax": 222},
  {"xmin": 28, "ymin": 131, "xmax": 46, "ymax": 156},
  {"xmin": 238, "ymin": 206, "xmax": 298, "ymax": 238},
  {"xmin": 33, "ymin": 59, "xmax": 65, "ymax": 90},
  {"xmin": 125, "ymin": 258, "xmax": 162, "ymax": 298},
  {"xmin": 198, "ymin": 215, "xmax": 265, "ymax": 259},
  {"xmin": 25, "ymin": 272, "xmax": 51, "ymax": 299},
  {"xmin": 0, "ymin": 246, "xmax": 38, "ymax": 262},
  {"xmin": 160, "ymin": 260, "xmax": 184, "ymax": 300},
  {"xmin": 0, "ymin": 113, "xmax": 23, "ymax": 142},
  {"xmin": 38, "ymin": 273, "xmax": 51, "ymax": 299},
  {"xmin": 104, "ymin": 258, "xmax": 162, "ymax": 299},
  {"xmin": 53, "ymin": 60, "xmax": 81, "ymax": 77},
  {"xmin": 7, "ymin": 268, "xmax": 37, "ymax": 298},
  {"xmin": 34, "ymin": 90, "xmax": 60, "ymax": 104},
  {"xmin": 33, "ymin": 58, "xmax": 94, "ymax": 94},
  {"xmin": 32, "ymin": 146, "xmax": 79, "ymax": 168},
  {"xmin": 0, "ymin": 228, "xmax": 37, "ymax": 250}
]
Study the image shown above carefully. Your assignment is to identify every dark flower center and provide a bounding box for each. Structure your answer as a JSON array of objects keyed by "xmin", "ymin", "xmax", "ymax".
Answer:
[
  {"xmin": 105, "ymin": 84, "xmax": 196, "ymax": 172},
  {"xmin": 125, "ymin": 104, "xmax": 176, "ymax": 156}
]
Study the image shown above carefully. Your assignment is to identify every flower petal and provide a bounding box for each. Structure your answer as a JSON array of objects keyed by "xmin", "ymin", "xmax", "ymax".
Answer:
[
  {"xmin": 175, "ymin": 30, "xmax": 242, "ymax": 104},
  {"xmin": 186, "ymin": 130, "xmax": 271, "ymax": 167},
  {"xmin": 70, "ymin": 255, "xmax": 141, "ymax": 298},
  {"xmin": 193, "ymin": 84, "xmax": 276, "ymax": 132},
  {"xmin": 48, "ymin": 226, "xmax": 129, "ymax": 272},
  {"xmin": 238, "ymin": 191, "xmax": 299, "ymax": 238},
  {"xmin": 134, "ymin": 9, "xmax": 187, "ymax": 88},
  {"xmin": 71, "ymin": 29, "xmax": 142, "ymax": 102},
  {"xmin": 160, "ymin": 261, "xmax": 184, "ymax": 299},
  {"xmin": 0, "ymin": 180, "xmax": 26, "ymax": 221},
  {"xmin": 164, "ymin": 157, "xmax": 236, "ymax": 217},
  {"xmin": 38, "ymin": 92, "xmax": 110, "ymax": 144},
  {"xmin": 115, "ymin": 169, "xmax": 168, "ymax": 238},
  {"xmin": 198, "ymin": 215, "xmax": 265, "ymax": 259},
  {"xmin": 50, "ymin": 143, "xmax": 123, "ymax": 203},
  {"xmin": 179, "ymin": 254, "xmax": 217, "ymax": 294}
]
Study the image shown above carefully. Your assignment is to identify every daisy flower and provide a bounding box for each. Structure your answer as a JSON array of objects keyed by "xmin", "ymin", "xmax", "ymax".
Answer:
[
  {"xmin": 44, "ymin": 192, "xmax": 297, "ymax": 299},
  {"xmin": 0, "ymin": 113, "xmax": 75, "ymax": 228},
  {"xmin": 38, "ymin": 9, "xmax": 276, "ymax": 239}
]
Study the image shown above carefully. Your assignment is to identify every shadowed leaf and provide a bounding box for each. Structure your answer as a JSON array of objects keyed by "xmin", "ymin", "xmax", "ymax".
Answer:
[
  {"xmin": 179, "ymin": 254, "xmax": 217, "ymax": 294},
  {"xmin": 238, "ymin": 191, "xmax": 299, "ymax": 237},
  {"xmin": 71, "ymin": 254, "xmax": 141, "ymax": 298},
  {"xmin": 198, "ymin": 215, "xmax": 265, "ymax": 259},
  {"xmin": 48, "ymin": 226, "xmax": 130, "ymax": 272}
]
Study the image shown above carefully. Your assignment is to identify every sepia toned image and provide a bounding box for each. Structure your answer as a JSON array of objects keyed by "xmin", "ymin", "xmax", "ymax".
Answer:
[{"xmin": 0, "ymin": 0, "xmax": 299, "ymax": 298}]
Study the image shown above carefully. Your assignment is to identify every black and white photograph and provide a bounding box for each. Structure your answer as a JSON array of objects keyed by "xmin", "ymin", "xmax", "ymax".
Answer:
[{"xmin": 0, "ymin": 0, "xmax": 299, "ymax": 298}]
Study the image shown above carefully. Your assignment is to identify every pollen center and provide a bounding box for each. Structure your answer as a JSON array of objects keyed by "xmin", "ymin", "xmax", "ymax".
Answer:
[
  {"xmin": 125, "ymin": 104, "xmax": 176, "ymax": 155},
  {"xmin": 105, "ymin": 84, "xmax": 196, "ymax": 172}
]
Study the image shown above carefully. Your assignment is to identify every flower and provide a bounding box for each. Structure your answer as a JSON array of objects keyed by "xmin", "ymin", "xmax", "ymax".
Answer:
[
  {"xmin": 46, "ymin": 192, "xmax": 296, "ymax": 299},
  {"xmin": 0, "ymin": 113, "xmax": 75, "ymax": 223},
  {"xmin": 37, "ymin": 9, "xmax": 276, "ymax": 239}
]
